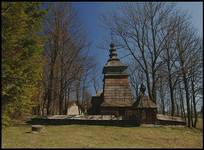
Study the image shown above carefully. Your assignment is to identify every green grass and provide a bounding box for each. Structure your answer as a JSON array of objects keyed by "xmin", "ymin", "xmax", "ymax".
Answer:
[
  {"xmin": 2, "ymin": 123, "xmax": 203, "ymax": 148},
  {"xmin": 196, "ymin": 117, "xmax": 203, "ymax": 130}
]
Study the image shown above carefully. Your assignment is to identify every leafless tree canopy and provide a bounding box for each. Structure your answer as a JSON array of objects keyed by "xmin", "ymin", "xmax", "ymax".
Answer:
[
  {"xmin": 100, "ymin": 2, "xmax": 203, "ymax": 127},
  {"xmin": 34, "ymin": 3, "xmax": 98, "ymax": 116},
  {"xmin": 32, "ymin": 2, "xmax": 202, "ymax": 128}
]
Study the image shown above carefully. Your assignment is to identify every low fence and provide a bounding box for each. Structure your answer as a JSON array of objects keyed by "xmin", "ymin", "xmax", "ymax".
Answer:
[
  {"xmin": 156, "ymin": 114, "xmax": 186, "ymax": 126},
  {"xmin": 27, "ymin": 118, "xmax": 140, "ymax": 127},
  {"xmin": 27, "ymin": 115, "xmax": 186, "ymax": 126},
  {"xmin": 156, "ymin": 119, "xmax": 186, "ymax": 126}
]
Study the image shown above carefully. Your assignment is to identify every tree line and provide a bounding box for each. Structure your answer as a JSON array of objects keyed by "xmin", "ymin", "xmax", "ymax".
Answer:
[
  {"xmin": 101, "ymin": 2, "xmax": 203, "ymax": 127},
  {"xmin": 35, "ymin": 3, "xmax": 98, "ymax": 116},
  {"xmin": 2, "ymin": 2, "xmax": 202, "ymax": 128},
  {"xmin": 2, "ymin": 2, "xmax": 99, "ymax": 126}
]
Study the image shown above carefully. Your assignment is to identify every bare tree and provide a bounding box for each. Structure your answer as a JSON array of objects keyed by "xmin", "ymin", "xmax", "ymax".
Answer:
[
  {"xmin": 160, "ymin": 15, "xmax": 181, "ymax": 116},
  {"xmin": 156, "ymin": 66, "xmax": 168, "ymax": 114},
  {"xmin": 101, "ymin": 2, "xmax": 177, "ymax": 103},
  {"xmin": 91, "ymin": 65, "xmax": 102, "ymax": 95},
  {"xmin": 174, "ymin": 14, "xmax": 202, "ymax": 127},
  {"xmin": 41, "ymin": 3, "xmax": 91, "ymax": 115},
  {"xmin": 128, "ymin": 60, "xmax": 144, "ymax": 99},
  {"xmin": 100, "ymin": 2, "xmax": 203, "ymax": 128},
  {"xmin": 188, "ymin": 38, "xmax": 202, "ymax": 127}
]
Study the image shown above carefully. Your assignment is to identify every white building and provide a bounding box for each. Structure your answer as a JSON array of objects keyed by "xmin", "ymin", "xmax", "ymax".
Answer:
[{"xmin": 67, "ymin": 101, "xmax": 82, "ymax": 115}]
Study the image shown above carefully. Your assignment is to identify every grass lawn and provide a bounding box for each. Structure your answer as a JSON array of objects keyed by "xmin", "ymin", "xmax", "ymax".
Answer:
[{"xmin": 2, "ymin": 122, "xmax": 203, "ymax": 148}]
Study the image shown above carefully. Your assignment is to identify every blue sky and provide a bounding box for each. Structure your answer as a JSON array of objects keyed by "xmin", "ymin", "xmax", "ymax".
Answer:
[{"xmin": 72, "ymin": 2, "xmax": 203, "ymax": 73}]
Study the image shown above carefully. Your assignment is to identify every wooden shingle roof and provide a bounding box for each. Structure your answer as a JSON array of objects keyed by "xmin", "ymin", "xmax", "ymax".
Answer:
[
  {"xmin": 103, "ymin": 43, "xmax": 128, "ymax": 74},
  {"xmin": 134, "ymin": 95, "xmax": 157, "ymax": 108},
  {"xmin": 100, "ymin": 100, "xmax": 133, "ymax": 107}
]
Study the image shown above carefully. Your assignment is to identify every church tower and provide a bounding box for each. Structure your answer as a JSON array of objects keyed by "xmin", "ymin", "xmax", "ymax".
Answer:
[{"xmin": 100, "ymin": 43, "xmax": 134, "ymax": 117}]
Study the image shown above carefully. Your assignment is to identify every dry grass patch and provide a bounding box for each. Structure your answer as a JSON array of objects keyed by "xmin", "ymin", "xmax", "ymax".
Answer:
[{"xmin": 2, "ymin": 124, "xmax": 203, "ymax": 148}]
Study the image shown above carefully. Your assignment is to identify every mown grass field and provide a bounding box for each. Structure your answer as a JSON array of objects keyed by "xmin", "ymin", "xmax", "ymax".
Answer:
[{"xmin": 2, "ymin": 119, "xmax": 203, "ymax": 148}]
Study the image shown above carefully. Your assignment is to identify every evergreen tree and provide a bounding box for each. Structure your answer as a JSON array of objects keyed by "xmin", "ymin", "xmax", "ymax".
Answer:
[{"xmin": 2, "ymin": 2, "xmax": 47, "ymax": 126}]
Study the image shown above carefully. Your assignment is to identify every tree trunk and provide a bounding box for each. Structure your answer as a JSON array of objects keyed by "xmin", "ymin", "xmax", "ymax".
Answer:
[
  {"xmin": 76, "ymin": 82, "xmax": 81, "ymax": 115},
  {"xmin": 191, "ymin": 78, "xmax": 197, "ymax": 128},
  {"xmin": 179, "ymin": 82, "xmax": 186, "ymax": 121},
  {"xmin": 159, "ymin": 77, "xmax": 165, "ymax": 115},
  {"xmin": 182, "ymin": 74, "xmax": 191, "ymax": 127},
  {"xmin": 152, "ymin": 72, "xmax": 157, "ymax": 104},
  {"xmin": 145, "ymin": 72, "xmax": 153, "ymax": 101},
  {"xmin": 65, "ymin": 87, "xmax": 70, "ymax": 115},
  {"xmin": 47, "ymin": 65, "xmax": 54, "ymax": 115},
  {"xmin": 169, "ymin": 75, "xmax": 175, "ymax": 116}
]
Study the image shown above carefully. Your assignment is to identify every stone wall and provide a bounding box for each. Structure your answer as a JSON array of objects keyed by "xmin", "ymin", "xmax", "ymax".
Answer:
[
  {"xmin": 27, "ymin": 118, "xmax": 140, "ymax": 126},
  {"xmin": 156, "ymin": 119, "xmax": 186, "ymax": 125}
]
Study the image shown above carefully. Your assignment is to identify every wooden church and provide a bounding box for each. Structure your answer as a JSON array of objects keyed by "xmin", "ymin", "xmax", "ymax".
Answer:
[{"xmin": 88, "ymin": 43, "xmax": 157, "ymax": 124}]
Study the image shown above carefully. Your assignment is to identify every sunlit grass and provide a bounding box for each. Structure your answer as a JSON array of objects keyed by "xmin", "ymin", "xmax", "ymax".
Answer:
[
  {"xmin": 196, "ymin": 117, "xmax": 203, "ymax": 130},
  {"xmin": 2, "ymin": 122, "xmax": 203, "ymax": 148}
]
